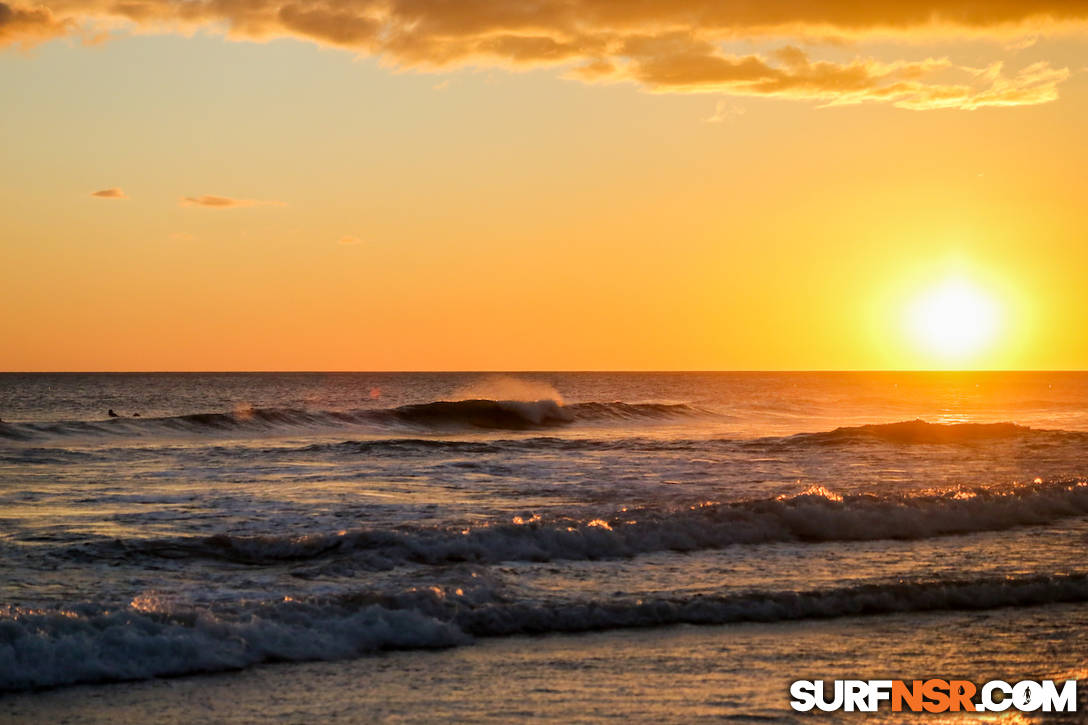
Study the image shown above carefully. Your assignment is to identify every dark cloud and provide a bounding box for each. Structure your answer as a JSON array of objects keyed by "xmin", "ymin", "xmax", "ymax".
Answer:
[
  {"xmin": 0, "ymin": 1, "xmax": 70, "ymax": 45},
  {"xmin": 3, "ymin": 0, "xmax": 1082, "ymax": 108}
]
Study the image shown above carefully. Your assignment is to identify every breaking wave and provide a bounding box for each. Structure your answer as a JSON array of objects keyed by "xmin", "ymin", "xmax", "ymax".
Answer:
[
  {"xmin": 0, "ymin": 400, "xmax": 705, "ymax": 441},
  {"xmin": 0, "ymin": 601, "xmax": 465, "ymax": 692},
  {"xmin": 4, "ymin": 572, "xmax": 1087, "ymax": 692},
  {"xmin": 380, "ymin": 399, "xmax": 573, "ymax": 429},
  {"xmin": 56, "ymin": 479, "xmax": 1088, "ymax": 568}
]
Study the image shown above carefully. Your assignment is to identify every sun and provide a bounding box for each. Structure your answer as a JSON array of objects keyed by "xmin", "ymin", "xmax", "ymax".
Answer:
[{"xmin": 906, "ymin": 277, "xmax": 1001, "ymax": 363}]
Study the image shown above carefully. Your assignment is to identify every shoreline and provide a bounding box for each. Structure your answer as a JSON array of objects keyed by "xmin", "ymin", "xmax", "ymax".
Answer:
[{"xmin": 4, "ymin": 603, "xmax": 1086, "ymax": 724}]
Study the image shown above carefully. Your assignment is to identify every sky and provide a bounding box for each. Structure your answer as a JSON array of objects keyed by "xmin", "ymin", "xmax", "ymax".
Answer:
[{"xmin": 2, "ymin": 1, "xmax": 1087, "ymax": 371}]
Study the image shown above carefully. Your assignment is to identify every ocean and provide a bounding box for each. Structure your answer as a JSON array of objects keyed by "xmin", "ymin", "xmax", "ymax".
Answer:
[{"xmin": 1, "ymin": 372, "xmax": 1086, "ymax": 722}]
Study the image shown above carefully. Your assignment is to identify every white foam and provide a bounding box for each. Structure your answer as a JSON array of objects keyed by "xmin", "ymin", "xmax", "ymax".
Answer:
[
  {"xmin": 171, "ymin": 479, "xmax": 1088, "ymax": 568},
  {"xmin": 5, "ymin": 572, "xmax": 1086, "ymax": 692},
  {"xmin": 0, "ymin": 603, "xmax": 465, "ymax": 692}
]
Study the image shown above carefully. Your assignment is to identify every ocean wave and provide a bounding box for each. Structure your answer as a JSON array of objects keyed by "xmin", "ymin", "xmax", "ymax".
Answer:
[
  {"xmin": 5, "ymin": 412, "xmax": 1083, "ymax": 456},
  {"xmin": 379, "ymin": 399, "xmax": 573, "ymax": 429},
  {"xmin": 300, "ymin": 435, "xmax": 667, "ymax": 457},
  {"xmin": 56, "ymin": 479, "xmax": 1088, "ymax": 568},
  {"xmin": 0, "ymin": 400, "xmax": 705, "ymax": 441},
  {"xmin": 794, "ymin": 419, "xmax": 1042, "ymax": 445},
  {"xmin": 0, "ymin": 435, "xmax": 715, "ymax": 465},
  {"xmin": 4, "ymin": 572, "xmax": 1087, "ymax": 692},
  {"xmin": 0, "ymin": 601, "xmax": 465, "ymax": 692},
  {"xmin": 454, "ymin": 572, "xmax": 1088, "ymax": 637},
  {"xmin": 0, "ymin": 408, "xmax": 342, "ymax": 441}
]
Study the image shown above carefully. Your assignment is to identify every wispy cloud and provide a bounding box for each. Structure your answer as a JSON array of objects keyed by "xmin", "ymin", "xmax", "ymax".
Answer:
[
  {"xmin": 179, "ymin": 195, "xmax": 285, "ymax": 209},
  {"xmin": 599, "ymin": 43, "xmax": 1070, "ymax": 111},
  {"xmin": 705, "ymin": 100, "xmax": 745, "ymax": 123},
  {"xmin": 2, "ymin": 0, "xmax": 1083, "ymax": 109},
  {"xmin": 338, "ymin": 235, "xmax": 363, "ymax": 245},
  {"xmin": 90, "ymin": 187, "xmax": 127, "ymax": 199}
]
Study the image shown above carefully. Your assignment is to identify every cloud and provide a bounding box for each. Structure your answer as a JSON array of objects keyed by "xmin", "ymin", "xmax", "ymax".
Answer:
[
  {"xmin": 705, "ymin": 100, "xmax": 745, "ymax": 123},
  {"xmin": 2, "ymin": 0, "xmax": 1083, "ymax": 108},
  {"xmin": 338, "ymin": 235, "xmax": 363, "ymax": 245},
  {"xmin": 891, "ymin": 60, "xmax": 1069, "ymax": 109},
  {"xmin": 0, "ymin": 1, "xmax": 70, "ymax": 46},
  {"xmin": 179, "ymin": 195, "xmax": 285, "ymax": 209},
  {"xmin": 603, "ymin": 43, "xmax": 1070, "ymax": 110},
  {"xmin": 90, "ymin": 187, "xmax": 127, "ymax": 199}
]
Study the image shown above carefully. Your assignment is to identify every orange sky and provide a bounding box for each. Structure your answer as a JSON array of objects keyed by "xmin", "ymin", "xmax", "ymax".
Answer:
[{"xmin": 2, "ymin": 1, "xmax": 1087, "ymax": 370}]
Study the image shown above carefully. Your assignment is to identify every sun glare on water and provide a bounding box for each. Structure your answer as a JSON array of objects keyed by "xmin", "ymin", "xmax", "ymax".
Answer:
[{"xmin": 906, "ymin": 277, "xmax": 1001, "ymax": 364}]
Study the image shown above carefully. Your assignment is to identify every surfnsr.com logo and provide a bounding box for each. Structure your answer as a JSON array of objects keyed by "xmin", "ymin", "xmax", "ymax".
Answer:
[{"xmin": 790, "ymin": 679, "xmax": 1077, "ymax": 713}]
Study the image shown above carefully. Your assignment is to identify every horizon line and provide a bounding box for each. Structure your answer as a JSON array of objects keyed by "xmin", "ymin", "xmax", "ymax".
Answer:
[{"xmin": 2, "ymin": 369, "xmax": 1087, "ymax": 375}]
